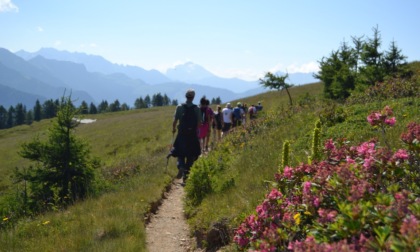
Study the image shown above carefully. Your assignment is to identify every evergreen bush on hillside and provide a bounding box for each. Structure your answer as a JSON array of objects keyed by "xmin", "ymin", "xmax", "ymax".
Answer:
[{"xmin": 14, "ymin": 96, "xmax": 99, "ymax": 214}]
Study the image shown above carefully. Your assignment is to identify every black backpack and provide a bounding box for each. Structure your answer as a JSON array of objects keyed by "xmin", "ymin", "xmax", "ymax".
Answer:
[{"xmin": 179, "ymin": 104, "xmax": 197, "ymax": 135}]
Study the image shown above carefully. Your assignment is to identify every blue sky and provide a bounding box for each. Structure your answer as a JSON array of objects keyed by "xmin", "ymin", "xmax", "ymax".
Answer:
[{"xmin": 1, "ymin": 0, "xmax": 419, "ymax": 81}]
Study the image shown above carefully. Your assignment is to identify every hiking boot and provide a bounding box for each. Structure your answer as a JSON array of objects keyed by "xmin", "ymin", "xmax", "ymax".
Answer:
[{"xmin": 176, "ymin": 167, "xmax": 184, "ymax": 179}]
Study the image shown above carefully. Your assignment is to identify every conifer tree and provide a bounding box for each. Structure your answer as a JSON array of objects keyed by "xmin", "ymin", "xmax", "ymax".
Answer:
[
  {"xmin": 17, "ymin": 96, "xmax": 98, "ymax": 209},
  {"xmin": 34, "ymin": 99, "xmax": 42, "ymax": 121},
  {"xmin": 0, "ymin": 105, "xmax": 7, "ymax": 129},
  {"xmin": 89, "ymin": 102, "xmax": 97, "ymax": 114},
  {"xmin": 260, "ymin": 72, "xmax": 294, "ymax": 106}
]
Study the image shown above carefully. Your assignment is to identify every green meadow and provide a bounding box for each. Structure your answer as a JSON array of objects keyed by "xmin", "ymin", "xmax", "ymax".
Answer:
[{"xmin": 0, "ymin": 77, "xmax": 419, "ymax": 251}]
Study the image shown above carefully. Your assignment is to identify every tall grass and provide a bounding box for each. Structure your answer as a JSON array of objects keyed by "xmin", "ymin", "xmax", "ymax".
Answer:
[
  {"xmin": 184, "ymin": 83, "xmax": 420, "ymax": 249},
  {"xmin": 0, "ymin": 106, "xmax": 178, "ymax": 250}
]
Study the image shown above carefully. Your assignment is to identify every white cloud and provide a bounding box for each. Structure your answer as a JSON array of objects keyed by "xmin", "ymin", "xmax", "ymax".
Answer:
[
  {"xmin": 270, "ymin": 61, "xmax": 319, "ymax": 74},
  {"xmin": 37, "ymin": 26, "xmax": 44, "ymax": 32},
  {"xmin": 210, "ymin": 68, "xmax": 265, "ymax": 81},
  {"xmin": 0, "ymin": 0, "xmax": 18, "ymax": 12},
  {"xmin": 53, "ymin": 40, "xmax": 62, "ymax": 47},
  {"xmin": 80, "ymin": 43, "xmax": 98, "ymax": 48}
]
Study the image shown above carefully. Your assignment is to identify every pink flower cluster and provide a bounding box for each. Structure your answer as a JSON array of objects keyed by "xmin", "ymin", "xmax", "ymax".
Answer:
[
  {"xmin": 234, "ymin": 133, "xmax": 417, "ymax": 251},
  {"xmin": 401, "ymin": 122, "xmax": 420, "ymax": 146},
  {"xmin": 366, "ymin": 105, "xmax": 396, "ymax": 127}
]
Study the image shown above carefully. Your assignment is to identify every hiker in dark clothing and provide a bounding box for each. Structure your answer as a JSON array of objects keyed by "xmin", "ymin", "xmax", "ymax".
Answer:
[{"xmin": 171, "ymin": 89, "xmax": 201, "ymax": 183}]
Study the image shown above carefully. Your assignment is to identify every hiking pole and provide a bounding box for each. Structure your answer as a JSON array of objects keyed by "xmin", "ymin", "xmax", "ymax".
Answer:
[{"xmin": 165, "ymin": 132, "xmax": 175, "ymax": 173}]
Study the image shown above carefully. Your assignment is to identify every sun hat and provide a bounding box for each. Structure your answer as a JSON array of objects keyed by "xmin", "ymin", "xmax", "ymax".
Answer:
[
  {"xmin": 227, "ymin": 103, "xmax": 231, "ymax": 108},
  {"xmin": 237, "ymin": 102, "xmax": 242, "ymax": 106},
  {"xmin": 185, "ymin": 89, "xmax": 195, "ymax": 98}
]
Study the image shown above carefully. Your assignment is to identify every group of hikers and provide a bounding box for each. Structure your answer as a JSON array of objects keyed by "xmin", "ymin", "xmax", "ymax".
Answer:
[{"xmin": 170, "ymin": 89, "xmax": 262, "ymax": 184}]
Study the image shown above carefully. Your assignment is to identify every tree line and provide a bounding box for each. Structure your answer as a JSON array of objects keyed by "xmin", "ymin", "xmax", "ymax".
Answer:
[
  {"xmin": 315, "ymin": 26, "xmax": 409, "ymax": 100},
  {"xmin": 0, "ymin": 92, "xmax": 222, "ymax": 130}
]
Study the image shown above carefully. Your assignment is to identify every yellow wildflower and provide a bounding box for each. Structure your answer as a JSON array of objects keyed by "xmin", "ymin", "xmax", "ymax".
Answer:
[
  {"xmin": 42, "ymin": 221, "xmax": 50, "ymax": 225},
  {"xmin": 293, "ymin": 213, "xmax": 301, "ymax": 225},
  {"xmin": 3, "ymin": 217, "xmax": 8, "ymax": 221}
]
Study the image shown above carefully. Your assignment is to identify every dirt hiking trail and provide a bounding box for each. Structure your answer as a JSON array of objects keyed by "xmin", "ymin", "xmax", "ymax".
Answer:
[{"xmin": 146, "ymin": 177, "xmax": 203, "ymax": 252}]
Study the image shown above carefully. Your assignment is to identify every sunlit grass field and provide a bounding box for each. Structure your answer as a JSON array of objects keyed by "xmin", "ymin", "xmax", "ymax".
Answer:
[
  {"xmin": 0, "ymin": 105, "xmax": 179, "ymax": 251},
  {"xmin": 0, "ymin": 81, "xmax": 418, "ymax": 251}
]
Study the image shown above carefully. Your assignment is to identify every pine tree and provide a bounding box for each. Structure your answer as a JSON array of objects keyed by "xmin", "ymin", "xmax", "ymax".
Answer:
[
  {"xmin": 34, "ymin": 99, "xmax": 42, "ymax": 121},
  {"xmin": 98, "ymin": 100, "xmax": 108, "ymax": 113},
  {"xmin": 79, "ymin": 101, "xmax": 89, "ymax": 114},
  {"xmin": 89, "ymin": 102, "xmax": 98, "ymax": 114},
  {"xmin": 15, "ymin": 103, "xmax": 26, "ymax": 126},
  {"xmin": 0, "ymin": 105, "xmax": 7, "ymax": 129},
  {"xmin": 7, "ymin": 106, "xmax": 15, "ymax": 128},
  {"xmin": 17, "ymin": 96, "xmax": 98, "ymax": 209}
]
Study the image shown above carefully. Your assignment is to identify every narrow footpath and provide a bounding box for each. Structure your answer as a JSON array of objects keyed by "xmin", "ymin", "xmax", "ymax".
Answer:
[{"xmin": 146, "ymin": 177, "xmax": 202, "ymax": 252}]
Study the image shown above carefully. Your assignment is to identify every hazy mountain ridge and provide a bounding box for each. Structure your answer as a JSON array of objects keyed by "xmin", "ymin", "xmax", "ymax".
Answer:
[
  {"xmin": 16, "ymin": 48, "xmax": 171, "ymax": 85},
  {"xmin": 1, "ymin": 47, "xmax": 317, "ymax": 108}
]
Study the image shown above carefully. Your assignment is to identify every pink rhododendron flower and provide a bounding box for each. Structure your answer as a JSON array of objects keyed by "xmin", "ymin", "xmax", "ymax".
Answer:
[
  {"xmin": 324, "ymin": 139, "xmax": 335, "ymax": 150},
  {"xmin": 383, "ymin": 105, "xmax": 393, "ymax": 116},
  {"xmin": 313, "ymin": 197, "xmax": 320, "ymax": 208},
  {"xmin": 283, "ymin": 166, "xmax": 293, "ymax": 179},
  {"xmin": 267, "ymin": 188, "xmax": 282, "ymax": 200},
  {"xmin": 400, "ymin": 215, "xmax": 419, "ymax": 236},
  {"xmin": 363, "ymin": 156, "xmax": 375, "ymax": 169},
  {"xmin": 346, "ymin": 156, "xmax": 355, "ymax": 164},
  {"xmin": 392, "ymin": 149, "xmax": 409, "ymax": 160},
  {"xmin": 367, "ymin": 112, "xmax": 381, "ymax": 126},
  {"xmin": 318, "ymin": 208, "xmax": 338, "ymax": 223},
  {"xmin": 384, "ymin": 117, "xmax": 396, "ymax": 126},
  {"xmin": 303, "ymin": 181, "xmax": 311, "ymax": 195},
  {"xmin": 357, "ymin": 142, "xmax": 376, "ymax": 156}
]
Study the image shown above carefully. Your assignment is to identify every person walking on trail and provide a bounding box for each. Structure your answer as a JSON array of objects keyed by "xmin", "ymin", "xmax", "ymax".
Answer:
[
  {"xmin": 232, "ymin": 102, "xmax": 245, "ymax": 128},
  {"xmin": 248, "ymin": 104, "xmax": 257, "ymax": 120},
  {"xmin": 198, "ymin": 97, "xmax": 212, "ymax": 152},
  {"xmin": 212, "ymin": 105, "xmax": 224, "ymax": 143},
  {"xmin": 171, "ymin": 89, "xmax": 201, "ymax": 183},
  {"xmin": 256, "ymin": 101, "xmax": 263, "ymax": 112},
  {"xmin": 204, "ymin": 99, "xmax": 214, "ymax": 152},
  {"xmin": 222, "ymin": 103, "xmax": 233, "ymax": 137}
]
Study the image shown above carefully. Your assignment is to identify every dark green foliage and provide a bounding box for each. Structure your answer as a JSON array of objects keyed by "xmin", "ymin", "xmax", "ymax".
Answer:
[
  {"xmin": 6, "ymin": 106, "xmax": 14, "ymax": 128},
  {"xmin": 0, "ymin": 105, "xmax": 7, "ymax": 129},
  {"xmin": 42, "ymin": 99, "xmax": 59, "ymax": 119},
  {"xmin": 318, "ymin": 101, "xmax": 347, "ymax": 127},
  {"xmin": 16, "ymin": 96, "xmax": 98, "ymax": 211},
  {"xmin": 315, "ymin": 26, "xmax": 408, "ymax": 100},
  {"xmin": 33, "ymin": 99, "xmax": 42, "ymax": 121},
  {"xmin": 88, "ymin": 102, "xmax": 97, "ymax": 114},
  {"xmin": 108, "ymin": 99, "xmax": 121, "ymax": 112},
  {"xmin": 260, "ymin": 72, "xmax": 294, "ymax": 105},
  {"xmin": 98, "ymin": 100, "xmax": 109, "ymax": 113},
  {"xmin": 79, "ymin": 101, "xmax": 89, "ymax": 114},
  {"xmin": 211, "ymin": 97, "xmax": 222, "ymax": 105}
]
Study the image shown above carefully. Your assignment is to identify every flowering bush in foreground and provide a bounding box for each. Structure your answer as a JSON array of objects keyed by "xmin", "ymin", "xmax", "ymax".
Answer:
[{"xmin": 234, "ymin": 107, "xmax": 420, "ymax": 251}]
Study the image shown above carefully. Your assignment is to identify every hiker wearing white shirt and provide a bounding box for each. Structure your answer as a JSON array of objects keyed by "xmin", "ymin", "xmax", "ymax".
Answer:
[{"xmin": 222, "ymin": 103, "xmax": 233, "ymax": 137}]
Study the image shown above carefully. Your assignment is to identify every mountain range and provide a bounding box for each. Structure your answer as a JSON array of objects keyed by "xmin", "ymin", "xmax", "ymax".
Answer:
[{"xmin": 0, "ymin": 47, "xmax": 318, "ymax": 108}]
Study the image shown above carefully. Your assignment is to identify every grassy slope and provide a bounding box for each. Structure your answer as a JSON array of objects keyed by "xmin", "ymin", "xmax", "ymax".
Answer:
[
  {"xmin": 0, "ymin": 80, "xmax": 418, "ymax": 251},
  {"xmin": 0, "ymin": 106, "xmax": 178, "ymax": 251},
  {"xmin": 185, "ymin": 83, "xmax": 420, "ymax": 249}
]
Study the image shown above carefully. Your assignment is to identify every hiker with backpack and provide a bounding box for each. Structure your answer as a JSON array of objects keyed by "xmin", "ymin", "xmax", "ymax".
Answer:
[
  {"xmin": 232, "ymin": 102, "xmax": 245, "ymax": 128},
  {"xmin": 171, "ymin": 89, "xmax": 201, "ymax": 183},
  {"xmin": 222, "ymin": 103, "xmax": 233, "ymax": 137},
  {"xmin": 212, "ymin": 105, "xmax": 224, "ymax": 143},
  {"xmin": 248, "ymin": 104, "xmax": 257, "ymax": 120}
]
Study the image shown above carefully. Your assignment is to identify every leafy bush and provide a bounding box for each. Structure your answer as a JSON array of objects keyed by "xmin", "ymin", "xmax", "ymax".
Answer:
[
  {"xmin": 347, "ymin": 75, "xmax": 420, "ymax": 105},
  {"xmin": 318, "ymin": 102, "xmax": 347, "ymax": 127},
  {"xmin": 234, "ymin": 106, "xmax": 420, "ymax": 251}
]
